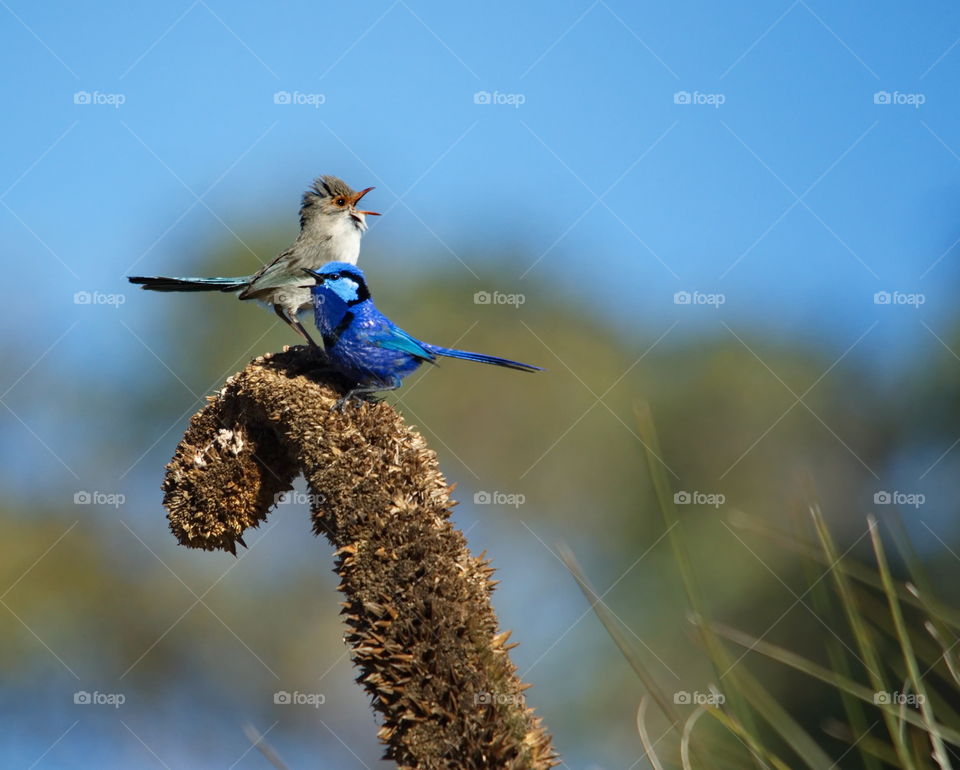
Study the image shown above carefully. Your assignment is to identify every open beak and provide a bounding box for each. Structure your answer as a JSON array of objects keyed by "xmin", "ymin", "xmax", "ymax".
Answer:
[{"xmin": 350, "ymin": 186, "xmax": 380, "ymax": 216}]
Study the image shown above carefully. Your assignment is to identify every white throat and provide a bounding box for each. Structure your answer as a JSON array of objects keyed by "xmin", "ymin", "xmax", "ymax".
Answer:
[{"xmin": 305, "ymin": 214, "xmax": 362, "ymax": 265}]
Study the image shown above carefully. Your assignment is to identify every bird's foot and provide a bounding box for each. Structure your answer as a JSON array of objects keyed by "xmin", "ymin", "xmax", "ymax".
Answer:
[{"xmin": 331, "ymin": 387, "xmax": 384, "ymax": 411}]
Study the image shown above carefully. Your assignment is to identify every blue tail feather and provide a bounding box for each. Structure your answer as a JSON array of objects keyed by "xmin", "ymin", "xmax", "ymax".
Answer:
[
  {"xmin": 425, "ymin": 345, "xmax": 542, "ymax": 372},
  {"xmin": 128, "ymin": 275, "xmax": 248, "ymax": 292}
]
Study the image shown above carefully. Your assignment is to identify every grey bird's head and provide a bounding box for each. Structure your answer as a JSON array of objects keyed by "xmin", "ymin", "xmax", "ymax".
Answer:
[{"xmin": 300, "ymin": 176, "xmax": 379, "ymax": 234}]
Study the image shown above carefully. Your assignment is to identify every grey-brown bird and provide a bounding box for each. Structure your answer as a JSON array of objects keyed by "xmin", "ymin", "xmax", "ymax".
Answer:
[{"xmin": 128, "ymin": 175, "xmax": 379, "ymax": 346}]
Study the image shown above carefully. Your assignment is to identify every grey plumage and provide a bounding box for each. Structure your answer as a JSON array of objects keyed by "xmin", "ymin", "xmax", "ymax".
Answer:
[{"xmin": 128, "ymin": 175, "xmax": 378, "ymax": 345}]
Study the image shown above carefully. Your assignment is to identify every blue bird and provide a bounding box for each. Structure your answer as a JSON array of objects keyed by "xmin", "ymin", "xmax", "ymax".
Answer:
[{"xmin": 302, "ymin": 262, "xmax": 541, "ymax": 406}]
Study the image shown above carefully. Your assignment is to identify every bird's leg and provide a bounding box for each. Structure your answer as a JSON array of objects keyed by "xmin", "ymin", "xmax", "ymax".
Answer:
[
  {"xmin": 274, "ymin": 305, "xmax": 320, "ymax": 349},
  {"xmin": 333, "ymin": 379, "xmax": 401, "ymax": 412},
  {"xmin": 292, "ymin": 319, "xmax": 321, "ymax": 349}
]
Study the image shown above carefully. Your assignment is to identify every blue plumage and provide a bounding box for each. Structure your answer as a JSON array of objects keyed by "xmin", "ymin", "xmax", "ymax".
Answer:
[{"xmin": 303, "ymin": 263, "xmax": 541, "ymax": 405}]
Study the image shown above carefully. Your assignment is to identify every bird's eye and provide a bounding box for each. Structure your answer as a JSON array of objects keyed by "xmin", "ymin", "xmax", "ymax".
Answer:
[
  {"xmin": 327, "ymin": 273, "xmax": 340, "ymax": 280},
  {"xmin": 335, "ymin": 198, "xmax": 346, "ymax": 206}
]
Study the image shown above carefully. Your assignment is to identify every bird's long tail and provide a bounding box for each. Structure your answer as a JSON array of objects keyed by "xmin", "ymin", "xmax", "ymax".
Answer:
[
  {"xmin": 127, "ymin": 275, "xmax": 248, "ymax": 293},
  {"xmin": 425, "ymin": 345, "xmax": 542, "ymax": 372}
]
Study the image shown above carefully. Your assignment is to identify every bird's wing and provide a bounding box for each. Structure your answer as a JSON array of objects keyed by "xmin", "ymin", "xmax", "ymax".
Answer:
[
  {"xmin": 366, "ymin": 320, "xmax": 437, "ymax": 363},
  {"xmin": 238, "ymin": 248, "xmax": 296, "ymax": 298}
]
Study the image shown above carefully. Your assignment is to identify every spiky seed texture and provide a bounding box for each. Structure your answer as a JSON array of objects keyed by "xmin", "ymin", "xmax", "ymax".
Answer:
[{"xmin": 162, "ymin": 348, "xmax": 559, "ymax": 769}]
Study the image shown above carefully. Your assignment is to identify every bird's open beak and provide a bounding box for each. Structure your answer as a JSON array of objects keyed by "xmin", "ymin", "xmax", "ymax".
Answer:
[{"xmin": 350, "ymin": 186, "xmax": 380, "ymax": 216}]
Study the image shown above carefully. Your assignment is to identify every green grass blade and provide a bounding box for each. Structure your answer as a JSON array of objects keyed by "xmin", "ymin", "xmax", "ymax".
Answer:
[
  {"xmin": 707, "ymin": 619, "xmax": 960, "ymax": 747},
  {"xmin": 703, "ymin": 707, "xmax": 795, "ymax": 770},
  {"xmin": 884, "ymin": 512, "xmax": 959, "ymax": 663},
  {"xmin": 919, "ymin": 612, "xmax": 960, "ymax": 689},
  {"xmin": 852, "ymin": 588, "xmax": 960, "ymax": 720},
  {"xmin": 559, "ymin": 545, "xmax": 686, "ymax": 731},
  {"xmin": 809, "ymin": 506, "xmax": 918, "ymax": 770},
  {"xmin": 723, "ymin": 664, "xmax": 835, "ymax": 770},
  {"xmin": 681, "ymin": 708, "xmax": 709, "ymax": 770},
  {"xmin": 636, "ymin": 697, "xmax": 669, "ymax": 770},
  {"xmin": 562, "ymin": 547, "xmax": 729, "ymax": 770},
  {"xmin": 635, "ymin": 402, "xmax": 764, "ymax": 765},
  {"xmin": 730, "ymin": 512, "xmax": 927, "ymax": 615},
  {"xmin": 796, "ymin": 510, "xmax": 882, "ymax": 770},
  {"xmin": 874, "ymin": 631, "xmax": 960, "ymax": 741},
  {"xmin": 822, "ymin": 719, "xmax": 899, "ymax": 767},
  {"xmin": 868, "ymin": 515, "xmax": 952, "ymax": 769}
]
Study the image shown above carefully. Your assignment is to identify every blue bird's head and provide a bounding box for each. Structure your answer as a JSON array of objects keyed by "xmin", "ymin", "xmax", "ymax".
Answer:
[{"xmin": 302, "ymin": 262, "xmax": 371, "ymax": 305}]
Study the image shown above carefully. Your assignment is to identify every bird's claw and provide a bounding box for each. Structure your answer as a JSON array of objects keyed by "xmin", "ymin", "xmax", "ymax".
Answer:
[{"xmin": 331, "ymin": 389, "xmax": 383, "ymax": 411}]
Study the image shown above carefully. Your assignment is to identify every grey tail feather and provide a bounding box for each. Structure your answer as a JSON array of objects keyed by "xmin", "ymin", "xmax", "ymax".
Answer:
[{"xmin": 127, "ymin": 275, "xmax": 248, "ymax": 293}]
